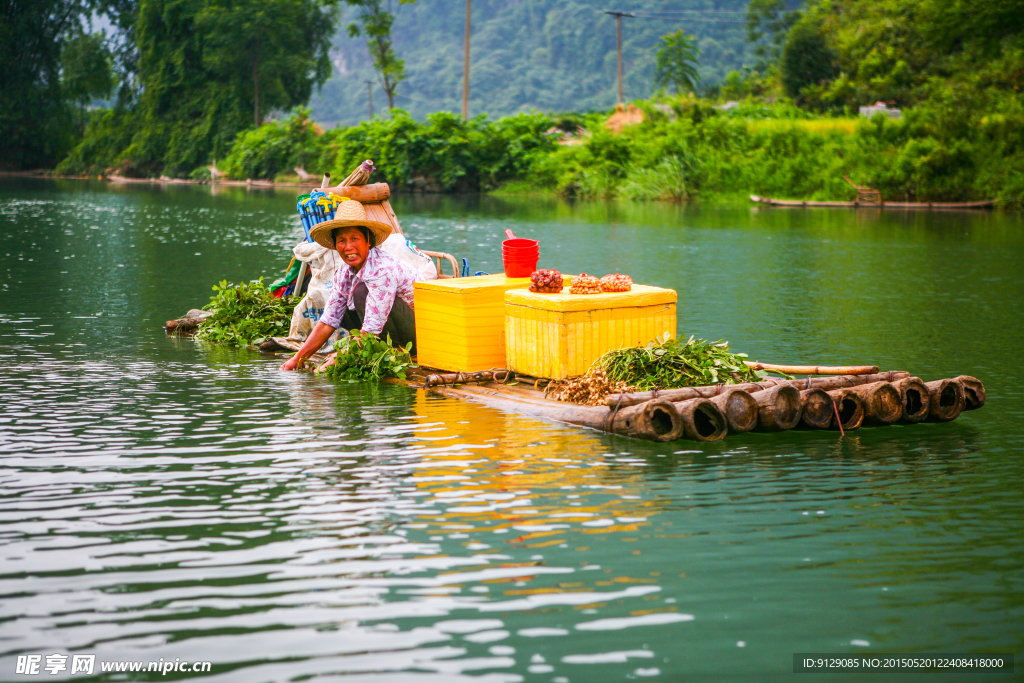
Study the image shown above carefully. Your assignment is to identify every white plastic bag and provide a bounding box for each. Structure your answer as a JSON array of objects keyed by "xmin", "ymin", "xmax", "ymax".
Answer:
[
  {"xmin": 287, "ymin": 241, "xmax": 345, "ymax": 351},
  {"xmin": 379, "ymin": 233, "xmax": 437, "ymax": 280}
]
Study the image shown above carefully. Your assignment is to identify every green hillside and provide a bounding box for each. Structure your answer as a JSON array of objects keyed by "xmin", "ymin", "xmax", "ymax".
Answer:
[{"xmin": 312, "ymin": 0, "xmax": 754, "ymax": 126}]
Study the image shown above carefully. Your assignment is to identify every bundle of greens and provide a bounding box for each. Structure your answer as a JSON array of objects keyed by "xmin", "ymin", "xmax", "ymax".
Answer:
[
  {"xmin": 318, "ymin": 333, "xmax": 413, "ymax": 381},
  {"xmin": 595, "ymin": 334, "xmax": 772, "ymax": 390},
  {"xmin": 194, "ymin": 278, "xmax": 293, "ymax": 347}
]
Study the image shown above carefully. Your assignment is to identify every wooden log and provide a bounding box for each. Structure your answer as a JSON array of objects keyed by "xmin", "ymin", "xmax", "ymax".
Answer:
[
  {"xmin": 612, "ymin": 399, "xmax": 685, "ymax": 442},
  {"xmin": 752, "ymin": 384, "xmax": 802, "ymax": 431},
  {"xmin": 891, "ymin": 377, "xmax": 930, "ymax": 423},
  {"xmin": 705, "ymin": 389, "xmax": 758, "ymax": 433},
  {"xmin": 956, "ymin": 375, "xmax": 986, "ymax": 411},
  {"xmin": 798, "ymin": 388, "xmax": 834, "ymax": 429},
  {"xmin": 424, "ymin": 369, "xmax": 512, "ymax": 387},
  {"xmin": 334, "ymin": 182, "xmax": 390, "ymax": 203},
  {"xmin": 826, "ymin": 389, "xmax": 865, "ymax": 431},
  {"xmin": 849, "ymin": 381, "xmax": 903, "ymax": 425},
  {"xmin": 433, "ymin": 383, "xmax": 684, "ymax": 442},
  {"xmin": 744, "ymin": 362, "xmax": 879, "ymax": 375},
  {"xmin": 674, "ymin": 398, "xmax": 728, "ymax": 442},
  {"xmin": 925, "ymin": 378, "xmax": 965, "ymax": 422},
  {"xmin": 605, "ymin": 372, "xmax": 910, "ymax": 408}
]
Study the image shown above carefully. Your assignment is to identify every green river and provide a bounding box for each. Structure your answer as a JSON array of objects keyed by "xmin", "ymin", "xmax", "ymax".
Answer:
[{"xmin": 1, "ymin": 177, "xmax": 1021, "ymax": 682}]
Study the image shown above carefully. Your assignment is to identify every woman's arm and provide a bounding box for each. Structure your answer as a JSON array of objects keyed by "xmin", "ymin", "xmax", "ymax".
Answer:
[{"xmin": 280, "ymin": 322, "xmax": 336, "ymax": 371}]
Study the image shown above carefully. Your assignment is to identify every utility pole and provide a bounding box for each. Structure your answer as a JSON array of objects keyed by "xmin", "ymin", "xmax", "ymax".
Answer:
[
  {"xmin": 365, "ymin": 80, "xmax": 374, "ymax": 120},
  {"xmin": 462, "ymin": 0, "xmax": 472, "ymax": 120},
  {"xmin": 604, "ymin": 10, "xmax": 634, "ymax": 104}
]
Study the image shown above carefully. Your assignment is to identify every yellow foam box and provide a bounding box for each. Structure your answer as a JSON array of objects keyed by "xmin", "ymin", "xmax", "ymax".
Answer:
[
  {"xmin": 504, "ymin": 284, "xmax": 678, "ymax": 379},
  {"xmin": 414, "ymin": 274, "xmax": 531, "ymax": 372}
]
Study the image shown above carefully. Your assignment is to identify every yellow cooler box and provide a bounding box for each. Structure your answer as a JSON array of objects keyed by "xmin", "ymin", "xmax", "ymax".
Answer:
[
  {"xmin": 504, "ymin": 284, "xmax": 677, "ymax": 379},
  {"xmin": 414, "ymin": 274, "xmax": 531, "ymax": 372}
]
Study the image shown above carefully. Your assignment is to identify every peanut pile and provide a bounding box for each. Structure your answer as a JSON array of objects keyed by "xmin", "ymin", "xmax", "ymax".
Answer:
[
  {"xmin": 569, "ymin": 273, "xmax": 602, "ymax": 295},
  {"xmin": 545, "ymin": 368, "xmax": 638, "ymax": 405},
  {"xmin": 600, "ymin": 273, "xmax": 632, "ymax": 292},
  {"xmin": 530, "ymin": 269, "xmax": 563, "ymax": 293}
]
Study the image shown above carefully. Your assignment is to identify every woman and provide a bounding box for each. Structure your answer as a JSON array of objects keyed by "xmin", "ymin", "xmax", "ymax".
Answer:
[{"xmin": 280, "ymin": 200, "xmax": 423, "ymax": 371}]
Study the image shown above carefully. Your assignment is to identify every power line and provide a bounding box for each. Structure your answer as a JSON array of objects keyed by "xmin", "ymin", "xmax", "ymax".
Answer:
[{"xmin": 604, "ymin": 10, "xmax": 635, "ymax": 104}]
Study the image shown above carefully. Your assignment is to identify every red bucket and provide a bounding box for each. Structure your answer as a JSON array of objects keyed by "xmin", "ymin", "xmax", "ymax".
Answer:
[
  {"xmin": 503, "ymin": 251, "xmax": 539, "ymax": 277},
  {"xmin": 503, "ymin": 238, "xmax": 538, "ymax": 250},
  {"xmin": 502, "ymin": 229, "xmax": 539, "ymax": 277}
]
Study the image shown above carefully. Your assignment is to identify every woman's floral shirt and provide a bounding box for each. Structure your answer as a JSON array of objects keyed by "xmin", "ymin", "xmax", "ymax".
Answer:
[{"xmin": 320, "ymin": 248, "xmax": 423, "ymax": 335}]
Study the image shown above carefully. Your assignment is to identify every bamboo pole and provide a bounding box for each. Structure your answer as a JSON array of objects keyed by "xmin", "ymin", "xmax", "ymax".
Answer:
[
  {"xmin": 705, "ymin": 389, "xmax": 758, "ymax": 433},
  {"xmin": 826, "ymin": 389, "xmax": 865, "ymax": 430},
  {"xmin": 798, "ymin": 388, "xmax": 834, "ymax": 429},
  {"xmin": 925, "ymin": 379, "xmax": 964, "ymax": 422},
  {"xmin": 428, "ymin": 383, "xmax": 684, "ymax": 442},
  {"xmin": 744, "ymin": 362, "xmax": 879, "ymax": 375},
  {"xmin": 891, "ymin": 376, "xmax": 930, "ymax": 423},
  {"xmin": 848, "ymin": 381, "xmax": 903, "ymax": 425},
  {"xmin": 956, "ymin": 375, "xmax": 986, "ymax": 411},
  {"xmin": 674, "ymin": 398, "xmax": 728, "ymax": 442},
  {"xmin": 752, "ymin": 384, "xmax": 802, "ymax": 431},
  {"xmin": 604, "ymin": 372, "xmax": 910, "ymax": 408}
]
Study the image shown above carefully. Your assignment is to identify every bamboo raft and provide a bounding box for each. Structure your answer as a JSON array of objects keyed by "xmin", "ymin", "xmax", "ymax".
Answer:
[
  {"xmin": 166, "ymin": 160, "xmax": 986, "ymax": 443},
  {"xmin": 262, "ymin": 337, "xmax": 985, "ymax": 444},
  {"xmin": 750, "ymin": 195, "xmax": 996, "ymax": 209}
]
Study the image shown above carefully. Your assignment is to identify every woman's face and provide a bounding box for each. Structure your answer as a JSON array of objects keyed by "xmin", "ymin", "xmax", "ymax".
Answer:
[{"xmin": 334, "ymin": 227, "xmax": 370, "ymax": 271}]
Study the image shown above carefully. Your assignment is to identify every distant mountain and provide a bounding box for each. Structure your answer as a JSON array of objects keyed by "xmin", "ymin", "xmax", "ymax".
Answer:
[{"xmin": 311, "ymin": 0, "xmax": 753, "ymax": 127}]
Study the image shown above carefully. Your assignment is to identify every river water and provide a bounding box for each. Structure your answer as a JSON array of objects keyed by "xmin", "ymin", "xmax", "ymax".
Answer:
[{"xmin": 1, "ymin": 177, "xmax": 1022, "ymax": 682}]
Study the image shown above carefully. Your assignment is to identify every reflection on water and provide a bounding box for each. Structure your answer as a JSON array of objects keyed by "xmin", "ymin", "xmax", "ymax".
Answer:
[{"xmin": 1, "ymin": 177, "xmax": 1023, "ymax": 681}]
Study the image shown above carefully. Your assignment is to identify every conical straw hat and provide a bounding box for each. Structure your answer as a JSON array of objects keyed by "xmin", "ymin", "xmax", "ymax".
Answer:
[{"xmin": 309, "ymin": 199, "xmax": 393, "ymax": 251}]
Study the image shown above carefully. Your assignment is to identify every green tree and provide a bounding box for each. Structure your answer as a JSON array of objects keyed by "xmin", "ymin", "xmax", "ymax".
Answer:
[
  {"xmin": 746, "ymin": 0, "xmax": 801, "ymax": 69},
  {"xmin": 62, "ymin": 0, "xmax": 337, "ymax": 177},
  {"xmin": 197, "ymin": 0, "xmax": 336, "ymax": 128},
  {"xmin": 345, "ymin": 0, "xmax": 414, "ymax": 110},
  {"xmin": 61, "ymin": 32, "xmax": 115, "ymax": 130},
  {"xmin": 0, "ymin": 0, "xmax": 87, "ymax": 169},
  {"xmin": 780, "ymin": 19, "xmax": 838, "ymax": 99},
  {"xmin": 654, "ymin": 30, "xmax": 701, "ymax": 95}
]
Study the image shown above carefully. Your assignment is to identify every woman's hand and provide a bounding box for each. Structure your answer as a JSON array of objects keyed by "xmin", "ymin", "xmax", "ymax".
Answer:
[{"xmin": 279, "ymin": 322, "xmax": 337, "ymax": 371}]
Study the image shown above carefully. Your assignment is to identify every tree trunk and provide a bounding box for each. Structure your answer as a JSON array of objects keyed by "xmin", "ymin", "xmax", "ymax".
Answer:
[{"xmin": 253, "ymin": 49, "xmax": 260, "ymax": 127}]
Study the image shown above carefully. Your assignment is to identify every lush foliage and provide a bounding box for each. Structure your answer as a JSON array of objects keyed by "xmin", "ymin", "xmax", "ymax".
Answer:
[
  {"xmin": 220, "ymin": 108, "xmax": 321, "ymax": 180},
  {"xmin": 594, "ymin": 334, "xmax": 770, "ymax": 391},
  {"xmin": 345, "ymin": 0, "xmax": 414, "ymax": 110},
  {"xmin": 0, "ymin": 0, "xmax": 87, "ymax": 169},
  {"xmin": 319, "ymin": 333, "xmax": 413, "ymax": 381},
  {"xmin": 194, "ymin": 278, "xmax": 293, "ymax": 347},
  {"xmin": 654, "ymin": 31, "xmax": 701, "ymax": 95},
  {"xmin": 56, "ymin": 0, "xmax": 337, "ymax": 177},
  {"xmin": 746, "ymin": 0, "xmax": 801, "ymax": 70},
  {"xmin": 60, "ymin": 33, "xmax": 115, "ymax": 131},
  {"xmin": 311, "ymin": 0, "xmax": 753, "ymax": 126}
]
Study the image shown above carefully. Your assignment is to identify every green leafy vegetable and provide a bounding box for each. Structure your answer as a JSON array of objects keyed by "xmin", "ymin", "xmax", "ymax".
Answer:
[
  {"xmin": 595, "ymin": 334, "xmax": 776, "ymax": 390},
  {"xmin": 194, "ymin": 277, "xmax": 293, "ymax": 347},
  {"xmin": 318, "ymin": 333, "xmax": 413, "ymax": 381}
]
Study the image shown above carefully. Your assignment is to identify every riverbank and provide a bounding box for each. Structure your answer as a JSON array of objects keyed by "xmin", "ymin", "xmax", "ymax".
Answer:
[{"xmin": 35, "ymin": 95, "xmax": 1024, "ymax": 209}]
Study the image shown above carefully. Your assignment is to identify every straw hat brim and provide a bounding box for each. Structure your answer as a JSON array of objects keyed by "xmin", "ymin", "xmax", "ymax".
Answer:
[{"xmin": 309, "ymin": 214, "xmax": 393, "ymax": 251}]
